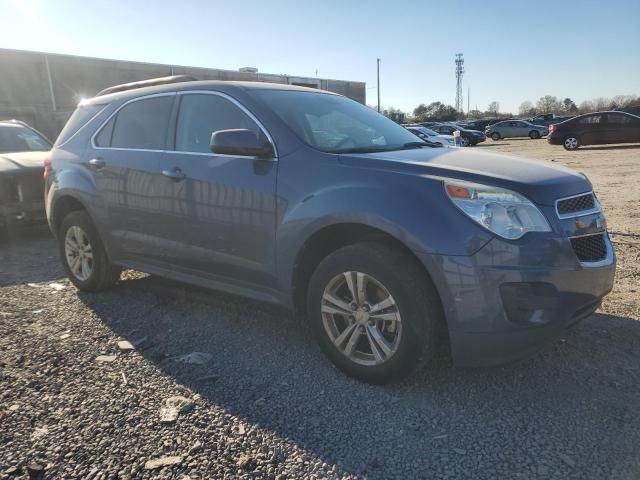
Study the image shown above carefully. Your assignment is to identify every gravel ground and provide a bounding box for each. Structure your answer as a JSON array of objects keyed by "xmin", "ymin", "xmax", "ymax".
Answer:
[{"xmin": 1, "ymin": 141, "xmax": 639, "ymax": 479}]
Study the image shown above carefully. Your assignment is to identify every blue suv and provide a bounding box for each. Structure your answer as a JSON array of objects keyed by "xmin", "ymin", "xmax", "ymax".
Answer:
[{"xmin": 45, "ymin": 77, "xmax": 615, "ymax": 383}]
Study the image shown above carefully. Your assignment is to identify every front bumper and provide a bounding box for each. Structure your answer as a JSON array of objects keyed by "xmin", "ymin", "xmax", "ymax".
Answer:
[
  {"xmin": 0, "ymin": 200, "xmax": 46, "ymax": 227},
  {"xmin": 417, "ymin": 231, "xmax": 615, "ymax": 367}
]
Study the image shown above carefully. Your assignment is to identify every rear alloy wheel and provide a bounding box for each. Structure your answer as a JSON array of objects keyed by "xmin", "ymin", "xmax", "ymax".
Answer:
[
  {"xmin": 529, "ymin": 130, "xmax": 541, "ymax": 139},
  {"xmin": 65, "ymin": 226, "xmax": 94, "ymax": 281},
  {"xmin": 307, "ymin": 242, "xmax": 443, "ymax": 384},
  {"xmin": 459, "ymin": 137, "xmax": 469, "ymax": 147},
  {"xmin": 58, "ymin": 210, "xmax": 121, "ymax": 291},
  {"xmin": 563, "ymin": 136, "xmax": 580, "ymax": 150},
  {"xmin": 491, "ymin": 132, "xmax": 501, "ymax": 141}
]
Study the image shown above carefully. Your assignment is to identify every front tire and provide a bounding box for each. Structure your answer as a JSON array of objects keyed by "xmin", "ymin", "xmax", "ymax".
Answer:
[
  {"xmin": 529, "ymin": 130, "xmax": 541, "ymax": 139},
  {"xmin": 307, "ymin": 242, "xmax": 443, "ymax": 384},
  {"xmin": 491, "ymin": 132, "xmax": 501, "ymax": 141},
  {"xmin": 563, "ymin": 136, "xmax": 580, "ymax": 150},
  {"xmin": 58, "ymin": 210, "xmax": 121, "ymax": 291}
]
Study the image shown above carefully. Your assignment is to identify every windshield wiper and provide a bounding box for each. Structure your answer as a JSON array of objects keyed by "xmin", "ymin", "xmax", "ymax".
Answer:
[
  {"xmin": 398, "ymin": 141, "xmax": 434, "ymax": 149},
  {"xmin": 331, "ymin": 142, "xmax": 435, "ymax": 154},
  {"xmin": 330, "ymin": 146, "xmax": 391, "ymax": 154}
]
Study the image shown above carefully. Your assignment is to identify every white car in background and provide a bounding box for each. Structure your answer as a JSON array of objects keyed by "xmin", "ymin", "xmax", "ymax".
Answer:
[{"xmin": 404, "ymin": 125, "xmax": 456, "ymax": 147}]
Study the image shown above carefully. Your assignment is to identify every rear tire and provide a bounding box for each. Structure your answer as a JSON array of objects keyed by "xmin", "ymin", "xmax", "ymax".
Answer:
[
  {"xmin": 58, "ymin": 210, "xmax": 121, "ymax": 292},
  {"xmin": 307, "ymin": 242, "xmax": 443, "ymax": 384},
  {"xmin": 491, "ymin": 132, "xmax": 501, "ymax": 141},
  {"xmin": 563, "ymin": 136, "xmax": 580, "ymax": 150},
  {"xmin": 529, "ymin": 130, "xmax": 541, "ymax": 139}
]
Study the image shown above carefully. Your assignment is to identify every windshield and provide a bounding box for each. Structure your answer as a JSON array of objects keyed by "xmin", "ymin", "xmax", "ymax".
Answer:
[
  {"xmin": 0, "ymin": 124, "xmax": 51, "ymax": 153},
  {"xmin": 252, "ymin": 90, "xmax": 428, "ymax": 153}
]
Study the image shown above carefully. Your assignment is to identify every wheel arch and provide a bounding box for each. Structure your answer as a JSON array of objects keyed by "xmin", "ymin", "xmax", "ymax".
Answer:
[
  {"xmin": 290, "ymin": 222, "xmax": 443, "ymax": 320},
  {"xmin": 51, "ymin": 194, "xmax": 89, "ymax": 237}
]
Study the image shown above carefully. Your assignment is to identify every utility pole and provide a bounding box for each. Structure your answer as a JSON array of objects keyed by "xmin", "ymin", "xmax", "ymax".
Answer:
[
  {"xmin": 377, "ymin": 58, "xmax": 381, "ymax": 113},
  {"xmin": 455, "ymin": 53, "xmax": 464, "ymax": 117}
]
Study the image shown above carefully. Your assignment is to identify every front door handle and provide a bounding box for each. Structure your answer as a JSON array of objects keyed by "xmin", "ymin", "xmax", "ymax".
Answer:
[
  {"xmin": 88, "ymin": 158, "xmax": 106, "ymax": 169},
  {"xmin": 162, "ymin": 168, "xmax": 186, "ymax": 181}
]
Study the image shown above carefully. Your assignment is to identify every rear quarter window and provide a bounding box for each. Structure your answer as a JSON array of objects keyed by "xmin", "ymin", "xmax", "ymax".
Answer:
[{"xmin": 55, "ymin": 103, "xmax": 107, "ymax": 146}]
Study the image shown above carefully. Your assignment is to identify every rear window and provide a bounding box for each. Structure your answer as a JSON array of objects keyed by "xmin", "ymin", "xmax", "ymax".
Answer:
[{"xmin": 55, "ymin": 103, "xmax": 106, "ymax": 146}]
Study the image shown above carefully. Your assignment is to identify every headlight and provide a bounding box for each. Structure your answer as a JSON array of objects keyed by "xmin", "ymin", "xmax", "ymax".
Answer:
[{"xmin": 444, "ymin": 179, "xmax": 551, "ymax": 239}]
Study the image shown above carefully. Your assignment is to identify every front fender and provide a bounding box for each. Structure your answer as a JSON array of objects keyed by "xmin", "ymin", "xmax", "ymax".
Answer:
[{"xmin": 275, "ymin": 177, "xmax": 493, "ymax": 296}]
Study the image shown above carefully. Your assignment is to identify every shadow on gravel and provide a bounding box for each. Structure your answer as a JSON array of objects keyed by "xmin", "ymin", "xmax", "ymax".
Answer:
[
  {"xmin": 0, "ymin": 226, "xmax": 60, "ymax": 287},
  {"xmin": 576, "ymin": 144, "xmax": 640, "ymax": 151},
  {"xmin": 77, "ymin": 275, "xmax": 640, "ymax": 479}
]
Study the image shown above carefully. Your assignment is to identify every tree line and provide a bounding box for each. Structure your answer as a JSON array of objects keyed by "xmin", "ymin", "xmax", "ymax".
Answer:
[{"xmin": 386, "ymin": 94, "xmax": 640, "ymax": 123}]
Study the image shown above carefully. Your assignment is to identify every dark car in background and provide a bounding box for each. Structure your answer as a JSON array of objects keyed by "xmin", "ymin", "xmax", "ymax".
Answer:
[
  {"xmin": 547, "ymin": 111, "xmax": 640, "ymax": 150},
  {"xmin": 46, "ymin": 78, "xmax": 614, "ymax": 384},
  {"xmin": 430, "ymin": 123, "xmax": 486, "ymax": 146},
  {"xmin": 0, "ymin": 120, "xmax": 52, "ymax": 239},
  {"xmin": 529, "ymin": 113, "xmax": 575, "ymax": 127},
  {"xmin": 463, "ymin": 119, "xmax": 493, "ymax": 131}
]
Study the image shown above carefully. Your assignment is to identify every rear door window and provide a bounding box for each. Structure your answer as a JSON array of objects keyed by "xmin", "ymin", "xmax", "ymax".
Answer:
[
  {"xmin": 579, "ymin": 115, "xmax": 603, "ymax": 125},
  {"xmin": 109, "ymin": 96, "xmax": 174, "ymax": 150}
]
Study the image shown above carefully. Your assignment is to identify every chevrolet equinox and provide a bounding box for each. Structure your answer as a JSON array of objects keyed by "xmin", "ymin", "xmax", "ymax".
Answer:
[{"xmin": 45, "ymin": 77, "xmax": 616, "ymax": 383}]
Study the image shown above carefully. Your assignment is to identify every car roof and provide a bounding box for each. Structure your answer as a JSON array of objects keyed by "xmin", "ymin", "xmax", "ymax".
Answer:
[{"xmin": 85, "ymin": 80, "xmax": 339, "ymax": 106}]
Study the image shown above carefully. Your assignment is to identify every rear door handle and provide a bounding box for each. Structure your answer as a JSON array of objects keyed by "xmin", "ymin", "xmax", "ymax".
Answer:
[
  {"xmin": 88, "ymin": 158, "xmax": 106, "ymax": 169},
  {"xmin": 162, "ymin": 168, "xmax": 186, "ymax": 181}
]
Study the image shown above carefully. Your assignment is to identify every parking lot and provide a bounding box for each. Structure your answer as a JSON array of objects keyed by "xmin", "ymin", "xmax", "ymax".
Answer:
[{"xmin": 1, "ymin": 140, "xmax": 639, "ymax": 479}]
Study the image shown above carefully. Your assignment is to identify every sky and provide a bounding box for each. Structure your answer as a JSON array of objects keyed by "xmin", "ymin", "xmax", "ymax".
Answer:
[{"xmin": 2, "ymin": 0, "xmax": 639, "ymax": 114}]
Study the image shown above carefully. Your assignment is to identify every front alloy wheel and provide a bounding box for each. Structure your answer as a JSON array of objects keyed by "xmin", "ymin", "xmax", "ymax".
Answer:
[
  {"xmin": 321, "ymin": 271, "xmax": 402, "ymax": 366},
  {"xmin": 307, "ymin": 242, "xmax": 443, "ymax": 384}
]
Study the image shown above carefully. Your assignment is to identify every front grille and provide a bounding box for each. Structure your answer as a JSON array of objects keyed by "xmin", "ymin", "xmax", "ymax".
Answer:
[
  {"xmin": 570, "ymin": 234, "xmax": 607, "ymax": 262},
  {"xmin": 557, "ymin": 193, "xmax": 595, "ymax": 216}
]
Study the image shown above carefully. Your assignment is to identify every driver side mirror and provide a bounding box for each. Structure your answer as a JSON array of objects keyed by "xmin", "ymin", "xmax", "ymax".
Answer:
[{"xmin": 210, "ymin": 129, "xmax": 274, "ymax": 159}]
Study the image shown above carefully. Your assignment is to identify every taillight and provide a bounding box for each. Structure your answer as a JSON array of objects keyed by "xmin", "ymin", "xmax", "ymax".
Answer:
[
  {"xmin": 43, "ymin": 155, "xmax": 51, "ymax": 182},
  {"xmin": 549, "ymin": 124, "xmax": 556, "ymax": 133}
]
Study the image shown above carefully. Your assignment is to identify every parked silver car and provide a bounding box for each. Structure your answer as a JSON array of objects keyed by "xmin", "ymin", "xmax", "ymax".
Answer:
[{"xmin": 486, "ymin": 120, "xmax": 548, "ymax": 140}]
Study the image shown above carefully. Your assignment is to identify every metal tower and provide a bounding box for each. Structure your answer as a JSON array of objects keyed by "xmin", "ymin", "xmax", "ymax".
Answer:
[{"xmin": 455, "ymin": 53, "xmax": 464, "ymax": 115}]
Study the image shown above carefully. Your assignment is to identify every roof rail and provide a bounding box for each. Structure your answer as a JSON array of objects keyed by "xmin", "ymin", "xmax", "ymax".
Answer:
[
  {"xmin": 96, "ymin": 75, "xmax": 197, "ymax": 97},
  {"xmin": 0, "ymin": 119, "xmax": 29, "ymax": 127}
]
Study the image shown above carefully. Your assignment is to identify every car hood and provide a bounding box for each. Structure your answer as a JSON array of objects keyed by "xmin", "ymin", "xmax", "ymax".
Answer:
[
  {"xmin": 340, "ymin": 147, "xmax": 590, "ymax": 206},
  {"xmin": 0, "ymin": 151, "xmax": 48, "ymax": 173}
]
